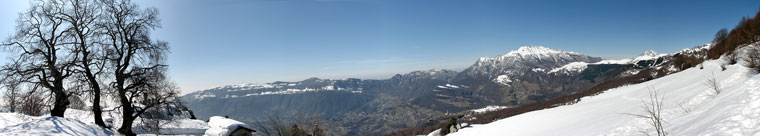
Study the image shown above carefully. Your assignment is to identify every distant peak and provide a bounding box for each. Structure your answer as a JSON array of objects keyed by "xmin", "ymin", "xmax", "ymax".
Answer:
[
  {"xmin": 631, "ymin": 50, "xmax": 664, "ymax": 62},
  {"xmin": 392, "ymin": 74, "xmax": 403, "ymax": 79},
  {"xmin": 427, "ymin": 68, "xmax": 447, "ymax": 72},
  {"xmin": 505, "ymin": 46, "xmax": 565, "ymax": 56},
  {"xmin": 641, "ymin": 50, "xmax": 658, "ymax": 57},
  {"xmin": 408, "ymin": 68, "xmax": 454, "ymax": 75},
  {"xmin": 303, "ymin": 77, "xmax": 321, "ymax": 81}
]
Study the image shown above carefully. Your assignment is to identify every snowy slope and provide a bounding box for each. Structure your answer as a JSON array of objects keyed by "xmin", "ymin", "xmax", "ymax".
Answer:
[
  {"xmin": 450, "ymin": 60, "xmax": 760, "ymax": 136},
  {"xmin": 549, "ymin": 62, "xmax": 589, "ymax": 73},
  {"xmin": 0, "ymin": 116, "xmax": 114, "ymax": 135},
  {"xmin": 0, "ymin": 109, "xmax": 209, "ymax": 135}
]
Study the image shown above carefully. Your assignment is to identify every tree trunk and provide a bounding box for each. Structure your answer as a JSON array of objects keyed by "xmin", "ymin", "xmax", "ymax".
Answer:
[
  {"xmin": 117, "ymin": 84, "xmax": 136, "ymax": 136},
  {"xmin": 83, "ymin": 56, "xmax": 106, "ymax": 127},
  {"xmin": 187, "ymin": 108, "xmax": 197, "ymax": 119},
  {"xmin": 117, "ymin": 115, "xmax": 136, "ymax": 136},
  {"xmin": 92, "ymin": 90, "xmax": 105, "ymax": 127},
  {"xmin": 49, "ymin": 60, "xmax": 69, "ymax": 117},
  {"xmin": 50, "ymin": 88, "xmax": 69, "ymax": 117}
]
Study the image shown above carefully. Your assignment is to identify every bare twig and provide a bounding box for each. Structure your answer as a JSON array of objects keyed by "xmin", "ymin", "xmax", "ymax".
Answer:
[
  {"xmin": 622, "ymin": 86, "xmax": 666, "ymax": 136},
  {"xmin": 704, "ymin": 72, "xmax": 722, "ymax": 95}
]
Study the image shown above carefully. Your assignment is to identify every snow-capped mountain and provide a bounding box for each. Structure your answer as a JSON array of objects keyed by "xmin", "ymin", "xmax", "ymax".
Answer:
[
  {"xmin": 188, "ymin": 78, "xmax": 364, "ymax": 99},
  {"xmin": 182, "ymin": 46, "xmax": 688, "ymax": 135},
  {"xmin": 393, "ymin": 69, "xmax": 458, "ymax": 81},
  {"xmin": 463, "ymin": 46, "xmax": 602, "ymax": 79},
  {"xmin": 182, "ymin": 68, "xmax": 460, "ymax": 135}
]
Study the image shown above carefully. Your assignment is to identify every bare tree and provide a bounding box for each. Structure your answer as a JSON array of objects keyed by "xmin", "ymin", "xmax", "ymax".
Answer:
[
  {"xmin": 704, "ymin": 73, "xmax": 722, "ymax": 95},
  {"xmin": 67, "ymin": 94, "xmax": 87, "ymax": 110},
  {"xmin": 713, "ymin": 28, "xmax": 728, "ymax": 44},
  {"xmin": 98, "ymin": 1, "xmax": 172, "ymax": 134},
  {"xmin": 256, "ymin": 116, "xmax": 292, "ymax": 136},
  {"xmin": 20, "ymin": 85, "xmax": 46, "ymax": 116},
  {"xmin": 2, "ymin": 77, "xmax": 23, "ymax": 112},
  {"xmin": 56, "ymin": 0, "xmax": 111, "ymax": 127},
  {"xmin": 253, "ymin": 114, "xmax": 331, "ymax": 136},
  {"xmin": 171, "ymin": 99, "xmax": 197, "ymax": 119},
  {"xmin": 137, "ymin": 80, "xmax": 180, "ymax": 134},
  {"xmin": 624, "ymin": 86, "xmax": 666, "ymax": 136},
  {"xmin": 727, "ymin": 50, "xmax": 738, "ymax": 65},
  {"xmin": 2, "ymin": 0, "xmax": 81, "ymax": 117}
]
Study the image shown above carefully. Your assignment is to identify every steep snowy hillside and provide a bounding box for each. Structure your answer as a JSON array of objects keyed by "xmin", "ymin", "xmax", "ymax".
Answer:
[{"xmin": 450, "ymin": 60, "xmax": 760, "ymax": 136}]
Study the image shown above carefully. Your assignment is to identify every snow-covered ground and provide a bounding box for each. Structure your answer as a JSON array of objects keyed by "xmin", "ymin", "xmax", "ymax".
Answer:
[
  {"xmin": 0, "ymin": 116, "xmax": 114, "ymax": 135},
  {"xmin": 549, "ymin": 62, "xmax": 590, "ymax": 73},
  {"xmin": 0, "ymin": 111, "xmax": 114, "ymax": 135},
  {"xmin": 0, "ymin": 109, "xmax": 210, "ymax": 135},
  {"xmin": 450, "ymin": 60, "xmax": 760, "ymax": 136},
  {"xmin": 493, "ymin": 75, "xmax": 512, "ymax": 86}
]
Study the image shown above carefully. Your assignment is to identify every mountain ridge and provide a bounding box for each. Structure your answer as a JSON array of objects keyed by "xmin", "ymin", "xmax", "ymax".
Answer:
[{"xmin": 181, "ymin": 45, "xmax": 676, "ymax": 135}]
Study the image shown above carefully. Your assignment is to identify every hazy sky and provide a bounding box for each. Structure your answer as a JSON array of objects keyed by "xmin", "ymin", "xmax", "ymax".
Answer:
[{"xmin": 1, "ymin": 0, "xmax": 759, "ymax": 94}]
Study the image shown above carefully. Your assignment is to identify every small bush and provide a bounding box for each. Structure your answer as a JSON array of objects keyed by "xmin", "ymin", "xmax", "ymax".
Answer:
[
  {"xmin": 746, "ymin": 46, "xmax": 760, "ymax": 71},
  {"xmin": 720, "ymin": 64, "xmax": 726, "ymax": 71},
  {"xmin": 291, "ymin": 124, "xmax": 308, "ymax": 136},
  {"xmin": 705, "ymin": 73, "xmax": 722, "ymax": 95},
  {"xmin": 439, "ymin": 118, "xmax": 457, "ymax": 136},
  {"xmin": 20, "ymin": 93, "xmax": 45, "ymax": 116},
  {"xmin": 727, "ymin": 50, "xmax": 738, "ymax": 65}
]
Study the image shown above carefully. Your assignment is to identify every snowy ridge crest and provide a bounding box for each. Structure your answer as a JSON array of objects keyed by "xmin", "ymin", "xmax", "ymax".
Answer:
[
  {"xmin": 641, "ymin": 50, "xmax": 658, "ymax": 57},
  {"xmin": 467, "ymin": 46, "xmax": 600, "ymax": 79},
  {"xmin": 477, "ymin": 46, "xmax": 578, "ymax": 62},
  {"xmin": 505, "ymin": 46, "xmax": 571, "ymax": 56}
]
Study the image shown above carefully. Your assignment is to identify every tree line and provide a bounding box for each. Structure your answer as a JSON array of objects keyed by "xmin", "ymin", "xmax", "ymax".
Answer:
[
  {"xmin": 708, "ymin": 9, "xmax": 760, "ymax": 70},
  {"xmin": 0, "ymin": 0, "xmax": 184, "ymax": 135}
]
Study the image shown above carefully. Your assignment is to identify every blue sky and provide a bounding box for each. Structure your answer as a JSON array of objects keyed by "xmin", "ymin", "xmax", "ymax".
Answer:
[{"xmin": 1, "ymin": 0, "xmax": 759, "ymax": 94}]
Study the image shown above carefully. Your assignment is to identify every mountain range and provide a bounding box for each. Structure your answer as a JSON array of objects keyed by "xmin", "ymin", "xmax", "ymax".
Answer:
[{"xmin": 181, "ymin": 46, "xmax": 678, "ymax": 135}]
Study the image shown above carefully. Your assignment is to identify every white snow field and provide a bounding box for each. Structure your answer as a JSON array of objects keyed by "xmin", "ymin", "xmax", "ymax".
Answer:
[
  {"xmin": 0, "ymin": 109, "xmax": 210, "ymax": 135},
  {"xmin": 450, "ymin": 60, "xmax": 760, "ymax": 136},
  {"xmin": 0, "ymin": 111, "xmax": 114, "ymax": 135},
  {"xmin": 0, "ymin": 116, "xmax": 114, "ymax": 135}
]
